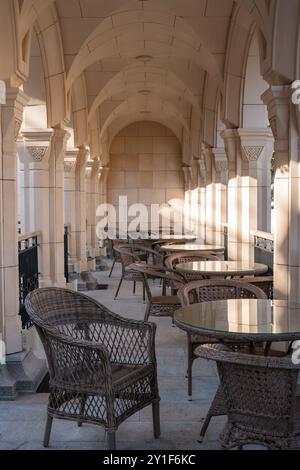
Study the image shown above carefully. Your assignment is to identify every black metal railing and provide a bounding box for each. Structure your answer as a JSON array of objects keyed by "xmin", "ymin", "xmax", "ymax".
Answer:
[
  {"xmin": 252, "ymin": 231, "xmax": 274, "ymax": 275},
  {"xmin": 18, "ymin": 232, "xmax": 40, "ymax": 329},
  {"xmin": 64, "ymin": 225, "xmax": 69, "ymax": 283}
]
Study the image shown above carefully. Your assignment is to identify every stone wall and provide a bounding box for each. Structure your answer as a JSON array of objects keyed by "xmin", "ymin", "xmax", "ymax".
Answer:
[{"xmin": 108, "ymin": 121, "xmax": 184, "ymax": 231}]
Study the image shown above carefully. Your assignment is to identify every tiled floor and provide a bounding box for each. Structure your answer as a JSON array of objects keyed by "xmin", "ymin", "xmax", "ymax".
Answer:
[{"xmin": 0, "ymin": 263, "xmax": 230, "ymax": 450}]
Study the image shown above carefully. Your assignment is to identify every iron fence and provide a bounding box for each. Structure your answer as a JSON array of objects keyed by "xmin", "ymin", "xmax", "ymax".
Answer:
[{"xmin": 18, "ymin": 232, "xmax": 40, "ymax": 329}]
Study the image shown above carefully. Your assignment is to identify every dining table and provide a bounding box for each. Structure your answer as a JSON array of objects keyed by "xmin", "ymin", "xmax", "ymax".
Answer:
[
  {"xmin": 175, "ymin": 260, "xmax": 269, "ymax": 278},
  {"xmin": 174, "ymin": 298, "xmax": 300, "ymax": 346},
  {"xmin": 174, "ymin": 298, "xmax": 300, "ymax": 442}
]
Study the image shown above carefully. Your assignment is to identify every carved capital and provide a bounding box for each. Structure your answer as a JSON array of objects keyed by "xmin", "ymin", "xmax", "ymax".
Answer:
[
  {"xmin": 64, "ymin": 160, "xmax": 76, "ymax": 173},
  {"xmin": 241, "ymin": 145, "xmax": 264, "ymax": 162},
  {"xmin": 27, "ymin": 146, "xmax": 48, "ymax": 162}
]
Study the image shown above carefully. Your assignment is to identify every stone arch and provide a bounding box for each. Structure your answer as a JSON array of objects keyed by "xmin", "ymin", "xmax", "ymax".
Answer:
[
  {"xmin": 72, "ymin": 74, "xmax": 89, "ymax": 147},
  {"xmin": 242, "ymin": 29, "xmax": 269, "ymax": 129},
  {"xmin": 66, "ymin": 8, "xmax": 222, "ymax": 91},
  {"xmin": 99, "ymin": 94, "xmax": 190, "ymax": 144},
  {"xmin": 88, "ymin": 64, "xmax": 199, "ymax": 122},
  {"xmin": 34, "ymin": 4, "xmax": 67, "ymax": 127}
]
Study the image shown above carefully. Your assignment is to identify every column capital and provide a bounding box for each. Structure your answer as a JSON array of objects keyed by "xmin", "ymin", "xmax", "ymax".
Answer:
[
  {"xmin": 211, "ymin": 147, "xmax": 228, "ymax": 183},
  {"xmin": 237, "ymin": 128, "xmax": 274, "ymax": 162},
  {"xmin": 76, "ymin": 145, "xmax": 89, "ymax": 168},
  {"xmin": 261, "ymin": 86, "xmax": 291, "ymax": 141},
  {"xmin": 195, "ymin": 158, "xmax": 206, "ymax": 186},
  {"xmin": 19, "ymin": 128, "xmax": 54, "ymax": 164},
  {"xmin": 182, "ymin": 165, "xmax": 192, "ymax": 190}
]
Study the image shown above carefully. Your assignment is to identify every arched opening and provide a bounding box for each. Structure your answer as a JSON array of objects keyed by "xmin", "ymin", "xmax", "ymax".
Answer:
[{"xmin": 242, "ymin": 30, "xmax": 274, "ymax": 234}]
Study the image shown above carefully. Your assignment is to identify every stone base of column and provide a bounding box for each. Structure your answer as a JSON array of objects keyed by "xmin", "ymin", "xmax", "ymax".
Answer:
[{"xmin": 0, "ymin": 350, "xmax": 47, "ymax": 400}]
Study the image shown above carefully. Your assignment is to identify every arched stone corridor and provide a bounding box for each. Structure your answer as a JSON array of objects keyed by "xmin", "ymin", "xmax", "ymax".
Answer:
[{"xmin": 0, "ymin": 0, "xmax": 300, "ymax": 450}]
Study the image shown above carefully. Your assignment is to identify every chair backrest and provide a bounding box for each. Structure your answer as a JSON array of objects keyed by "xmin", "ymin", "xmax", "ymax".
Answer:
[
  {"xmin": 114, "ymin": 246, "xmax": 141, "ymax": 270},
  {"xmin": 243, "ymin": 276, "xmax": 273, "ymax": 299},
  {"xmin": 25, "ymin": 288, "xmax": 114, "ymax": 383},
  {"xmin": 165, "ymin": 251, "xmax": 219, "ymax": 270},
  {"xmin": 177, "ymin": 279, "xmax": 267, "ymax": 306},
  {"xmin": 131, "ymin": 264, "xmax": 185, "ymax": 300},
  {"xmin": 197, "ymin": 343, "xmax": 300, "ymax": 437}
]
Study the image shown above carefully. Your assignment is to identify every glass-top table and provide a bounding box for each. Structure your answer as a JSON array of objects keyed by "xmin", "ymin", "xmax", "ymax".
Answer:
[
  {"xmin": 175, "ymin": 261, "xmax": 268, "ymax": 277},
  {"xmin": 161, "ymin": 243, "xmax": 224, "ymax": 253},
  {"xmin": 174, "ymin": 299, "xmax": 300, "ymax": 343}
]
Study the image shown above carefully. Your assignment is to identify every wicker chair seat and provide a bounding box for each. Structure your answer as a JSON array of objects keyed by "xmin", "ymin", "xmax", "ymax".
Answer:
[{"xmin": 50, "ymin": 363, "xmax": 154, "ymax": 392}]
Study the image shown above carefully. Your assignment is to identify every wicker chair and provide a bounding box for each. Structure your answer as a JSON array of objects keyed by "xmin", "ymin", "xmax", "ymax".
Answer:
[
  {"xmin": 243, "ymin": 276, "xmax": 273, "ymax": 299},
  {"xmin": 114, "ymin": 244, "xmax": 165, "ymax": 300},
  {"xmin": 177, "ymin": 280, "xmax": 267, "ymax": 401},
  {"xmin": 131, "ymin": 264, "xmax": 185, "ymax": 321},
  {"xmin": 25, "ymin": 288, "xmax": 160, "ymax": 450},
  {"xmin": 165, "ymin": 251, "xmax": 219, "ymax": 282},
  {"xmin": 197, "ymin": 343, "xmax": 300, "ymax": 449}
]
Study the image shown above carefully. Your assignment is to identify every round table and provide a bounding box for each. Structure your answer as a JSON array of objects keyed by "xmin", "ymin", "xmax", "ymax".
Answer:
[
  {"xmin": 161, "ymin": 243, "xmax": 224, "ymax": 253},
  {"xmin": 175, "ymin": 260, "xmax": 268, "ymax": 278},
  {"xmin": 174, "ymin": 299, "xmax": 300, "ymax": 343}
]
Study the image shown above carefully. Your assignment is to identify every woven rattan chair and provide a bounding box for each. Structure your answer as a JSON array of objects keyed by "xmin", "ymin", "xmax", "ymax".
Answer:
[
  {"xmin": 243, "ymin": 276, "xmax": 273, "ymax": 299},
  {"xmin": 197, "ymin": 343, "xmax": 300, "ymax": 449},
  {"xmin": 114, "ymin": 245, "xmax": 164, "ymax": 300},
  {"xmin": 131, "ymin": 264, "xmax": 185, "ymax": 321},
  {"xmin": 165, "ymin": 251, "xmax": 219, "ymax": 282},
  {"xmin": 108, "ymin": 240, "xmax": 128, "ymax": 278},
  {"xmin": 177, "ymin": 280, "xmax": 267, "ymax": 401},
  {"xmin": 25, "ymin": 288, "xmax": 160, "ymax": 450}
]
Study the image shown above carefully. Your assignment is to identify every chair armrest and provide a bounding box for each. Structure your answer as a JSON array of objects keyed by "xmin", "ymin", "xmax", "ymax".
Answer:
[{"xmin": 43, "ymin": 326, "xmax": 114, "ymax": 393}]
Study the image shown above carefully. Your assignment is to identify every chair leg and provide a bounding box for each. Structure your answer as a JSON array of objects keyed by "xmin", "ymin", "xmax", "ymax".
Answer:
[
  {"xmin": 152, "ymin": 401, "xmax": 161, "ymax": 439},
  {"xmin": 114, "ymin": 278, "xmax": 123, "ymax": 299},
  {"xmin": 133, "ymin": 281, "xmax": 136, "ymax": 295},
  {"xmin": 43, "ymin": 415, "xmax": 53, "ymax": 448},
  {"xmin": 144, "ymin": 304, "xmax": 151, "ymax": 321},
  {"xmin": 143, "ymin": 283, "xmax": 145, "ymax": 302},
  {"xmin": 107, "ymin": 430, "xmax": 116, "ymax": 450},
  {"xmin": 109, "ymin": 258, "xmax": 116, "ymax": 278},
  {"xmin": 198, "ymin": 412, "xmax": 212, "ymax": 443}
]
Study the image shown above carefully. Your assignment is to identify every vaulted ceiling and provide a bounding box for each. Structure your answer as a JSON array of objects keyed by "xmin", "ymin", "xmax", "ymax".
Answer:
[{"xmin": 22, "ymin": 0, "xmax": 274, "ymax": 162}]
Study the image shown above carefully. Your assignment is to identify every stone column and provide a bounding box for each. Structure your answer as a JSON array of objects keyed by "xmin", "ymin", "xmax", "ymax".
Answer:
[
  {"xmin": 88, "ymin": 159, "xmax": 101, "ymax": 257},
  {"xmin": 212, "ymin": 148, "xmax": 228, "ymax": 246},
  {"xmin": 202, "ymin": 146, "xmax": 215, "ymax": 244},
  {"xmin": 262, "ymin": 85, "xmax": 299, "ymax": 302},
  {"xmin": 238, "ymin": 129, "xmax": 274, "ymax": 233},
  {"xmin": 0, "ymin": 88, "xmax": 28, "ymax": 355},
  {"xmin": 64, "ymin": 151, "xmax": 77, "ymax": 271},
  {"xmin": 222, "ymin": 128, "xmax": 274, "ymax": 262},
  {"xmin": 196, "ymin": 159, "xmax": 206, "ymax": 243},
  {"xmin": 47, "ymin": 128, "xmax": 70, "ymax": 286},
  {"xmin": 19, "ymin": 129, "xmax": 53, "ymax": 286},
  {"xmin": 182, "ymin": 166, "xmax": 192, "ymax": 234},
  {"xmin": 99, "ymin": 166, "xmax": 109, "ymax": 205},
  {"xmin": 75, "ymin": 146, "xmax": 89, "ymax": 272}
]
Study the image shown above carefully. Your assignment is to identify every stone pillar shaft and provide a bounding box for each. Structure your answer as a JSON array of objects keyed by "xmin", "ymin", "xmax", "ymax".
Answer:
[
  {"xmin": 64, "ymin": 151, "xmax": 77, "ymax": 268},
  {"xmin": 222, "ymin": 128, "xmax": 273, "ymax": 262},
  {"xmin": 212, "ymin": 148, "xmax": 228, "ymax": 247},
  {"xmin": 262, "ymin": 85, "xmax": 300, "ymax": 302},
  {"xmin": 75, "ymin": 146, "xmax": 88, "ymax": 271},
  {"xmin": 0, "ymin": 88, "xmax": 28, "ymax": 354}
]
